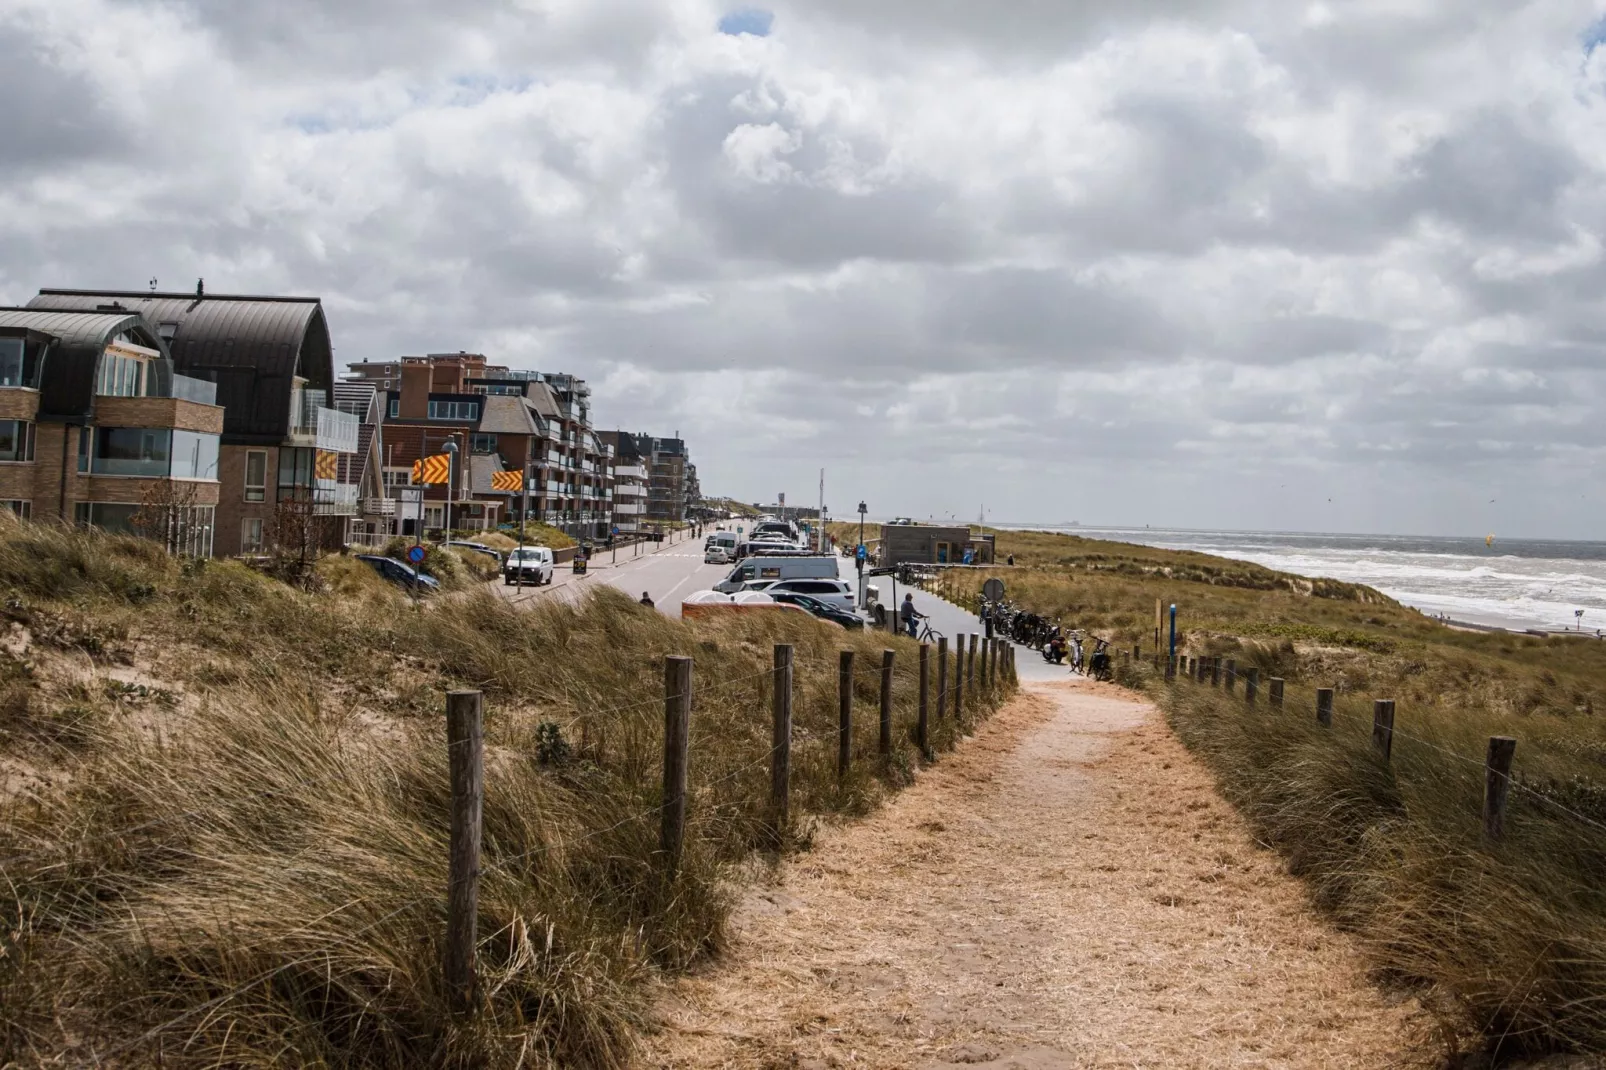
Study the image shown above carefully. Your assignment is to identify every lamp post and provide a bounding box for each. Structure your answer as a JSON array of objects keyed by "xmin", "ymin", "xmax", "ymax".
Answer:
[
  {"xmin": 443, "ymin": 438, "xmax": 458, "ymax": 539},
  {"xmin": 857, "ymin": 500, "xmax": 867, "ymax": 551}
]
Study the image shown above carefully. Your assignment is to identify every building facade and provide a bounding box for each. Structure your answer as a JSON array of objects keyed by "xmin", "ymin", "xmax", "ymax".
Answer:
[
  {"xmin": 27, "ymin": 288, "xmax": 359, "ymax": 557},
  {"xmin": 879, "ymin": 523, "xmax": 996, "ymax": 567},
  {"xmin": 599, "ymin": 432, "xmax": 693, "ymax": 527},
  {"xmin": 0, "ymin": 308, "xmax": 224, "ymax": 553}
]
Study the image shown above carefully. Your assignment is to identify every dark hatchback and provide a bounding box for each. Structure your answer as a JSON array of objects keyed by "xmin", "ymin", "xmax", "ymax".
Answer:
[
  {"xmin": 771, "ymin": 591, "xmax": 865, "ymax": 630},
  {"xmin": 356, "ymin": 555, "xmax": 441, "ymax": 593}
]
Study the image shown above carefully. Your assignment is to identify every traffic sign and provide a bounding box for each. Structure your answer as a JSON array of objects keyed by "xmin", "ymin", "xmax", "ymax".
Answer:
[
  {"xmin": 612, "ymin": 526, "xmax": 619, "ymax": 535},
  {"xmin": 407, "ymin": 545, "xmax": 426, "ymax": 565},
  {"xmin": 982, "ymin": 577, "xmax": 1005, "ymax": 601},
  {"xmin": 855, "ymin": 544, "xmax": 868, "ymax": 562}
]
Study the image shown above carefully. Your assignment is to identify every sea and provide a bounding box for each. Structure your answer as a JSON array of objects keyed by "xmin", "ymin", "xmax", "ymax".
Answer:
[{"xmin": 1010, "ymin": 526, "xmax": 1606, "ymax": 634}]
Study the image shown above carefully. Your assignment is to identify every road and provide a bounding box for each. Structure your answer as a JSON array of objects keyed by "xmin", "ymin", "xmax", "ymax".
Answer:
[{"xmin": 487, "ymin": 532, "xmax": 1073, "ymax": 684}]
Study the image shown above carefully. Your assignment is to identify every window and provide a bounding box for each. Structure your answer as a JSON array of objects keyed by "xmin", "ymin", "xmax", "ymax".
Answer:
[
  {"xmin": 278, "ymin": 447, "xmax": 313, "ymax": 490},
  {"xmin": 91, "ymin": 428, "xmax": 171, "ymax": 477},
  {"xmin": 1, "ymin": 500, "xmax": 30, "ymax": 520},
  {"xmin": 383, "ymin": 468, "xmax": 413, "ymax": 488},
  {"xmin": 74, "ymin": 502, "xmax": 140, "ymax": 534},
  {"xmin": 388, "ymin": 397, "xmax": 399, "ymax": 419},
  {"xmin": 0, "ymin": 421, "xmax": 35, "ymax": 462},
  {"xmin": 0, "ymin": 338, "xmax": 27, "ymax": 388},
  {"xmin": 170, "ymin": 431, "xmax": 220, "ymax": 480},
  {"xmin": 97, "ymin": 352, "xmax": 152, "ymax": 397},
  {"xmin": 427, "ymin": 400, "xmax": 479, "ymax": 421},
  {"xmin": 242, "ymin": 517, "xmax": 264, "ymax": 553},
  {"xmin": 78, "ymin": 427, "xmax": 91, "ymax": 473},
  {"xmin": 470, "ymin": 434, "xmax": 497, "ymax": 454},
  {"xmin": 244, "ymin": 450, "xmax": 267, "ymax": 502}
]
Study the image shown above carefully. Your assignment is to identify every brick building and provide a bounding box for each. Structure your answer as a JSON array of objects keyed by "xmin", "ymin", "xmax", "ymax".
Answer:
[
  {"xmin": 28, "ymin": 288, "xmax": 358, "ymax": 556},
  {"xmin": 0, "ymin": 308, "xmax": 224, "ymax": 553}
]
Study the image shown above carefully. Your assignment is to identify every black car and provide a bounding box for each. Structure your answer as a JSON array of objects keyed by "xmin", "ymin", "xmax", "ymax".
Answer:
[
  {"xmin": 771, "ymin": 591, "xmax": 865, "ymax": 630},
  {"xmin": 355, "ymin": 554, "xmax": 441, "ymax": 592}
]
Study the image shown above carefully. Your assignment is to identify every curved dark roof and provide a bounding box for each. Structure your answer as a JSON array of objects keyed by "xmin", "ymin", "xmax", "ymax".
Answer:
[
  {"xmin": 0, "ymin": 308, "xmax": 173, "ymax": 418},
  {"xmin": 28, "ymin": 289, "xmax": 332, "ymax": 444}
]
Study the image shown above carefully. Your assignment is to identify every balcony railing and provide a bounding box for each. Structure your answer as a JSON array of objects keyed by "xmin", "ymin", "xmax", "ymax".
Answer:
[
  {"xmin": 312, "ymin": 481, "xmax": 360, "ymax": 515},
  {"xmin": 364, "ymin": 497, "xmax": 398, "ymax": 516},
  {"xmin": 289, "ymin": 390, "xmax": 360, "ymax": 453},
  {"xmin": 171, "ymin": 374, "xmax": 218, "ymax": 405}
]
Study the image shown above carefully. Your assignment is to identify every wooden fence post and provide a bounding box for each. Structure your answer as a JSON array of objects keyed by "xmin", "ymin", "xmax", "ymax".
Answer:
[
  {"xmin": 838, "ymin": 650, "xmax": 854, "ymax": 777},
  {"xmin": 935, "ymin": 636, "xmax": 949, "ymax": 720},
  {"xmin": 1269, "ymin": 677, "xmax": 1285, "ymax": 710},
  {"xmin": 1484, "ymin": 736, "xmax": 1517, "ymax": 840},
  {"xmin": 879, "ymin": 650, "xmax": 895, "ymax": 755},
  {"xmin": 1165, "ymin": 654, "xmax": 1175, "ymax": 681},
  {"xmin": 967, "ymin": 633, "xmax": 977, "ymax": 692},
  {"xmin": 1316, "ymin": 687, "xmax": 1333, "ymax": 727},
  {"xmin": 954, "ymin": 636, "xmax": 966, "ymax": 722},
  {"xmin": 771, "ymin": 644, "xmax": 793, "ymax": 832},
  {"xmin": 918, "ymin": 643, "xmax": 931, "ymax": 757},
  {"xmin": 1244, "ymin": 667, "xmax": 1259, "ymax": 704},
  {"xmin": 661, "ymin": 656, "xmax": 693, "ymax": 876},
  {"xmin": 1224, "ymin": 659, "xmax": 1238, "ymax": 694},
  {"xmin": 445, "ymin": 689, "xmax": 484, "ymax": 1016},
  {"xmin": 980, "ymin": 634, "xmax": 990, "ymax": 690},
  {"xmin": 1372, "ymin": 699, "xmax": 1395, "ymax": 761},
  {"xmin": 1211, "ymin": 657, "xmax": 1222, "ymax": 687}
]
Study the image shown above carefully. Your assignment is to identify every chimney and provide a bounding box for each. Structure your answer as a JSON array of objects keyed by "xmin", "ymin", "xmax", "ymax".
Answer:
[{"xmin": 399, "ymin": 359, "xmax": 431, "ymax": 419}]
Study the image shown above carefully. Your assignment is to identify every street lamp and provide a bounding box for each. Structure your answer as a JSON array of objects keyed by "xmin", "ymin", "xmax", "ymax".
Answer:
[
  {"xmin": 858, "ymin": 500, "xmax": 867, "ymax": 550},
  {"xmin": 442, "ymin": 438, "xmax": 459, "ymax": 538}
]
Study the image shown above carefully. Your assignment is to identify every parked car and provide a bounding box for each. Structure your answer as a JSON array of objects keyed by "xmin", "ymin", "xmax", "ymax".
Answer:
[
  {"xmin": 770, "ymin": 591, "xmax": 865, "ymax": 630},
  {"xmin": 504, "ymin": 545, "xmax": 555, "ymax": 586},
  {"xmin": 356, "ymin": 555, "xmax": 441, "ymax": 593},
  {"xmin": 445, "ymin": 540, "xmax": 503, "ymax": 566},
  {"xmin": 756, "ymin": 578, "xmax": 856, "ymax": 612},
  {"xmin": 704, "ymin": 545, "xmax": 733, "ymax": 565},
  {"xmin": 715, "ymin": 555, "xmax": 841, "ymax": 593}
]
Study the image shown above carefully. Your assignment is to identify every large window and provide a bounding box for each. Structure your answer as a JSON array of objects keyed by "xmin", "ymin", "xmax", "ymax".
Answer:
[
  {"xmin": 2, "ymin": 501, "xmax": 30, "ymax": 520},
  {"xmin": 427, "ymin": 400, "xmax": 479, "ymax": 421},
  {"xmin": 92, "ymin": 428, "xmax": 170, "ymax": 477},
  {"xmin": 97, "ymin": 352, "xmax": 153, "ymax": 398},
  {"xmin": 242, "ymin": 518, "xmax": 264, "ymax": 553},
  {"xmin": 471, "ymin": 433, "xmax": 497, "ymax": 454},
  {"xmin": 0, "ymin": 421, "xmax": 35, "ymax": 463},
  {"xmin": 244, "ymin": 450, "xmax": 267, "ymax": 502},
  {"xmin": 170, "ymin": 431, "xmax": 220, "ymax": 480},
  {"xmin": 0, "ymin": 338, "xmax": 38, "ymax": 389},
  {"xmin": 278, "ymin": 447, "xmax": 313, "ymax": 490},
  {"xmin": 76, "ymin": 501, "xmax": 214, "ymax": 557}
]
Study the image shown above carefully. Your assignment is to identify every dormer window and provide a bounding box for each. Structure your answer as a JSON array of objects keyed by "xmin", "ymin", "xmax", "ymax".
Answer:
[{"xmin": 97, "ymin": 342, "xmax": 158, "ymax": 397}]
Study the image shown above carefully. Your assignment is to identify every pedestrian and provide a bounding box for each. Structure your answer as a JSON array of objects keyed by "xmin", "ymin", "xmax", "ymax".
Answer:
[
  {"xmin": 639, "ymin": 591, "xmax": 655, "ymax": 608},
  {"xmin": 1070, "ymin": 634, "xmax": 1084, "ymax": 674},
  {"xmin": 1007, "ymin": 553, "xmax": 1015, "ymax": 567}
]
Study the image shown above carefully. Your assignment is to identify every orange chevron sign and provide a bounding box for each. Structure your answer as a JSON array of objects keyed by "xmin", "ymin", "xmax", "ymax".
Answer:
[
  {"xmin": 490, "ymin": 470, "xmax": 523, "ymax": 493},
  {"xmin": 412, "ymin": 453, "xmax": 450, "ymax": 485},
  {"xmin": 314, "ymin": 450, "xmax": 338, "ymax": 481}
]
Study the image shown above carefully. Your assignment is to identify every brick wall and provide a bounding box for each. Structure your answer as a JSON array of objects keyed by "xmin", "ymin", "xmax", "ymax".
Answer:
[{"xmin": 95, "ymin": 396, "xmax": 224, "ymax": 434}]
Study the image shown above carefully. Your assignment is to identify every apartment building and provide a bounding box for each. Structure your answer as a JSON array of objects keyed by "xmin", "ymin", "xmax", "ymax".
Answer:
[
  {"xmin": 597, "ymin": 431, "xmax": 648, "ymax": 535},
  {"xmin": 28, "ymin": 288, "xmax": 359, "ymax": 556},
  {"xmin": 345, "ymin": 355, "xmax": 615, "ymax": 539},
  {"xmin": 599, "ymin": 432, "xmax": 694, "ymax": 526},
  {"xmin": 0, "ymin": 308, "xmax": 224, "ymax": 553}
]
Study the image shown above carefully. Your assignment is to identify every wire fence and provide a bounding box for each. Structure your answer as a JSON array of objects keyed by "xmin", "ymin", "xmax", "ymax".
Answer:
[{"xmin": 9, "ymin": 638, "xmax": 1022, "ymax": 1060}]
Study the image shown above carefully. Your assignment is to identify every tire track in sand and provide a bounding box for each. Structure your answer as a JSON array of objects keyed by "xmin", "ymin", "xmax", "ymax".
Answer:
[{"xmin": 644, "ymin": 678, "xmax": 1435, "ymax": 1069}]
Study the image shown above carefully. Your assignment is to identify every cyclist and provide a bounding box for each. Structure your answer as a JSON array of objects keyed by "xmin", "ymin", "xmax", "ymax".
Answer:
[{"xmin": 900, "ymin": 593, "xmax": 925, "ymax": 638}]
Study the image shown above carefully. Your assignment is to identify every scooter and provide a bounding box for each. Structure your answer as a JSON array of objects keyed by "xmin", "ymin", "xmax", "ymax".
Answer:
[{"xmin": 1042, "ymin": 635, "xmax": 1068, "ymax": 664}]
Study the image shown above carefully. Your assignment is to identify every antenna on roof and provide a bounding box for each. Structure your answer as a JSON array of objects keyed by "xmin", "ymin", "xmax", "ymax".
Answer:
[{"xmin": 196, "ymin": 278, "xmax": 204, "ymax": 298}]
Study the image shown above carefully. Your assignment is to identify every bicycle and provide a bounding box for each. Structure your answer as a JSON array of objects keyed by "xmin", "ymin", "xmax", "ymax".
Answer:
[{"xmin": 918, "ymin": 619, "xmax": 943, "ymax": 643}]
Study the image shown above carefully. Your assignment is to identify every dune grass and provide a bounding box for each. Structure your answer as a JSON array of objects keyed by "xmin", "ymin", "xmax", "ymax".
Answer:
[
  {"xmin": 934, "ymin": 527, "xmax": 1606, "ymax": 1058},
  {"xmin": 0, "ymin": 523, "xmax": 1011, "ymax": 1068}
]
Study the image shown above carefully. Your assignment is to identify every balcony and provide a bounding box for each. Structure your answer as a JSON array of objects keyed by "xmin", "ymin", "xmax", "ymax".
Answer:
[
  {"xmin": 364, "ymin": 497, "xmax": 398, "ymax": 516},
  {"xmin": 171, "ymin": 374, "xmax": 218, "ymax": 405},
  {"xmin": 312, "ymin": 481, "xmax": 360, "ymax": 516},
  {"xmin": 614, "ymin": 501, "xmax": 645, "ymax": 516},
  {"xmin": 288, "ymin": 389, "xmax": 360, "ymax": 453}
]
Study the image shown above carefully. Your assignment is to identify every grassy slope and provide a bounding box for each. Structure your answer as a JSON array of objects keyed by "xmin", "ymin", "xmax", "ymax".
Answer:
[
  {"xmin": 934, "ymin": 527, "xmax": 1606, "ymax": 1058},
  {"xmin": 0, "ymin": 523, "xmax": 1011, "ymax": 1068}
]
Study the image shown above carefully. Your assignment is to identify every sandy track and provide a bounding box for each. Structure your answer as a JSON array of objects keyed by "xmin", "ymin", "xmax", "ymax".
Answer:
[{"xmin": 644, "ymin": 679, "xmax": 1435, "ymax": 1069}]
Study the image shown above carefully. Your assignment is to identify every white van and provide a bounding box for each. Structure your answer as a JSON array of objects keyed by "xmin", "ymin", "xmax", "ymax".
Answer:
[{"xmin": 715, "ymin": 555, "xmax": 840, "ymax": 593}]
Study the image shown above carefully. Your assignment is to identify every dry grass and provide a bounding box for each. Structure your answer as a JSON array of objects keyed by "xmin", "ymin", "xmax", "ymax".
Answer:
[
  {"xmin": 934, "ymin": 527, "xmax": 1606, "ymax": 1060},
  {"xmin": 0, "ymin": 523, "xmax": 1013, "ymax": 1068}
]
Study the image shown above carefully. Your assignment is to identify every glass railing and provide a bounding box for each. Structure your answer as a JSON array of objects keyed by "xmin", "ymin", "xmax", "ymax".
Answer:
[{"xmin": 170, "ymin": 374, "xmax": 218, "ymax": 405}]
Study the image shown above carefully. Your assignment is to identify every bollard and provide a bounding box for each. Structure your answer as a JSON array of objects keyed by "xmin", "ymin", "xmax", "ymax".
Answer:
[{"xmin": 1316, "ymin": 687, "xmax": 1334, "ymax": 727}]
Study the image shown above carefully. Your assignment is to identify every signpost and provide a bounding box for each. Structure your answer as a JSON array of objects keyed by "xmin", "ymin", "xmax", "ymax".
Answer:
[{"xmin": 408, "ymin": 543, "xmax": 426, "ymax": 606}]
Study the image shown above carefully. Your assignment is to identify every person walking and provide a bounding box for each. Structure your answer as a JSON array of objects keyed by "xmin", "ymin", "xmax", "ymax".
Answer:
[{"xmin": 639, "ymin": 591, "xmax": 655, "ymax": 608}]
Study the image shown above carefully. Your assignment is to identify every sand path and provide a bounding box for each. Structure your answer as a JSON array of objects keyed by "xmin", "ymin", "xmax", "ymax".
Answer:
[{"xmin": 644, "ymin": 678, "xmax": 1435, "ymax": 1069}]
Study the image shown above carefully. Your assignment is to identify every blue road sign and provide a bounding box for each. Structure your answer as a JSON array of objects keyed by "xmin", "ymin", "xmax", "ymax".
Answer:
[
  {"xmin": 612, "ymin": 526, "xmax": 619, "ymax": 535},
  {"xmin": 856, "ymin": 544, "xmax": 868, "ymax": 562},
  {"xmin": 407, "ymin": 545, "xmax": 426, "ymax": 565}
]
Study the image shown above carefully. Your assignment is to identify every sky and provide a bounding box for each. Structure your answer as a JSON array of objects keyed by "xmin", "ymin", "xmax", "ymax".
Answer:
[{"xmin": 4, "ymin": 1, "xmax": 1606, "ymax": 538}]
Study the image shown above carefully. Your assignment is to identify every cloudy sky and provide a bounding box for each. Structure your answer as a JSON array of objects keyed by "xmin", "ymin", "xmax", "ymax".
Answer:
[{"xmin": 4, "ymin": 1, "xmax": 1606, "ymax": 537}]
